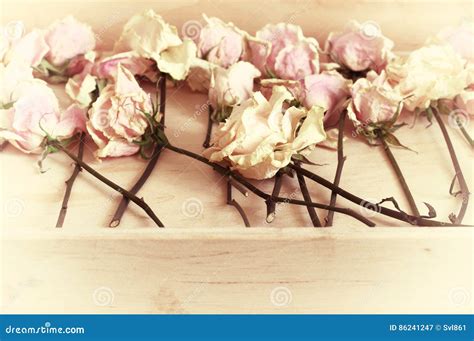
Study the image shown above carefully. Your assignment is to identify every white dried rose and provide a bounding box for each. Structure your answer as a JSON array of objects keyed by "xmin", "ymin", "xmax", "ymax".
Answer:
[
  {"xmin": 114, "ymin": 9, "xmax": 196, "ymax": 80},
  {"xmin": 204, "ymin": 86, "xmax": 326, "ymax": 179},
  {"xmin": 387, "ymin": 44, "xmax": 470, "ymax": 111}
]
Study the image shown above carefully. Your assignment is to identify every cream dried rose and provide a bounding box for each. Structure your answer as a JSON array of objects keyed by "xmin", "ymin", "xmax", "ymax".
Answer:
[
  {"xmin": 86, "ymin": 64, "xmax": 153, "ymax": 158},
  {"xmin": 325, "ymin": 20, "xmax": 394, "ymax": 73},
  {"xmin": 204, "ymin": 86, "xmax": 326, "ymax": 179},
  {"xmin": 387, "ymin": 44, "xmax": 471, "ymax": 111},
  {"xmin": 115, "ymin": 9, "xmax": 196, "ymax": 80}
]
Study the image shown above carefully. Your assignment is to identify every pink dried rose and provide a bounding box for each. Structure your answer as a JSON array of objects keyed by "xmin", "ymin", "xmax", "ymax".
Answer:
[
  {"xmin": 325, "ymin": 20, "xmax": 394, "ymax": 73},
  {"xmin": 196, "ymin": 15, "xmax": 245, "ymax": 68},
  {"xmin": 302, "ymin": 70, "xmax": 351, "ymax": 127},
  {"xmin": 209, "ymin": 61, "xmax": 261, "ymax": 110},
  {"xmin": 66, "ymin": 52, "xmax": 156, "ymax": 108},
  {"xmin": 348, "ymin": 71, "xmax": 402, "ymax": 127},
  {"xmin": 259, "ymin": 70, "xmax": 351, "ymax": 127},
  {"xmin": 86, "ymin": 64, "xmax": 154, "ymax": 158},
  {"xmin": 251, "ymin": 23, "xmax": 319, "ymax": 80},
  {"xmin": 94, "ymin": 52, "xmax": 157, "ymax": 82},
  {"xmin": 2, "ymin": 29, "xmax": 49, "ymax": 67},
  {"xmin": 435, "ymin": 21, "xmax": 474, "ymax": 63},
  {"xmin": 0, "ymin": 63, "xmax": 85, "ymax": 153},
  {"xmin": 187, "ymin": 15, "xmax": 268, "ymax": 93},
  {"xmin": 44, "ymin": 16, "xmax": 96, "ymax": 66}
]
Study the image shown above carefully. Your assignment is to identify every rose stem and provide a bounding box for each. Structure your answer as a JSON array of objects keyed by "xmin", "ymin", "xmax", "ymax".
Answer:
[
  {"xmin": 55, "ymin": 132, "xmax": 86, "ymax": 228},
  {"xmin": 456, "ymin": 117, "xmax": 474, "ymax": 148},
  {"xmin": 203, "ymin": 104, "xmax": 213, "ymax": 148},
  {"xmin": 51, "ymin": 141, "xmax": 165, "ymax": 227},
  {"xmin": 295, "ymin": 162, "xmax": 321, "ymax": 227},
  {"xmin": 109, "ymin": 72, "xmax": 167, "ymax": 227},
  {"xmin": 265, "ymin": 171, "xmax": 283, "ymax": 223},
  {"xmin": 109, "ymin": 145, "xmax": 163, "ymax": 227},
  {"xmin": 164, "ymin": 144, "xmax": 376, "ymax": 227},
  {"xmin": 430, "ymin": 107, "xmax": 470, "ymax": 224},
  {"xmin": 289, "ymin": 163, "xmax": 466, "ymax": 227},
  {"xmin": 326, "ymin": 111, "xmax": 347, "ymax": 227},
  {"xmin": 227, "ymin": 180, "xmax": 251, "ymax": 227},
  {"xmin": 380, "ymin": 136, "xmax": 421, "ymax": 218}
]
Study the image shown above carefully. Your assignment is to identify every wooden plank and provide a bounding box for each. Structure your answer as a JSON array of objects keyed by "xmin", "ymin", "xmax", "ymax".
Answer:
[{"xmin": 1, "ymin": 228, "xmax": 472, "ymax": 313}]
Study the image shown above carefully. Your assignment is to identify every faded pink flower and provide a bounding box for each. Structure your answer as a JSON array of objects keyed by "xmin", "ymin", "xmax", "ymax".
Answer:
[
  {"xmin": 196, "ymin": 15, "xmax": 245, "ymax": 68},
  {"xmin": 0, "ymin": 63, "xmax": 85, "ymax": 153},
  {"xmin": 44, "ymin": 16, "xmax": 96, "ymax": 66},
  {"xmin": 251, "ymin": 23, "xmax": 319, "ymax": 80},
  {"xmin": 209, "ymin": 61, "xmax": 261, "ymax": 110},
  {"xmin": 325, "ymin": 20, "xmax": 394, "ymax": 73},
  {"xmin": 86, "ymin": 64, "xmax": 153, "ymax": 158},
  {"xmin": 302, "ymin": 70, "xmax": 351, "ymax": 127},
  {"xmin": 348, "ymin": 71, "xmax": 402, "ymax": 126},
  {"xmin": 94, "ymin": 52, "xmax": 156, "ymax": 81},
  {"xmin": 2, "ymin": 29, "xmax": 49, "ymax": 67},
  {"xmin": 436, "ymin": 21, "xmax": 474, "ymax": 63}
]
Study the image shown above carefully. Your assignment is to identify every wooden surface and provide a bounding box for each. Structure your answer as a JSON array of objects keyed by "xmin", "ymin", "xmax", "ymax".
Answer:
[
  {"xmin": 1, "ymin": 0, "xmax": 473, "ymax": 314},
  {"xmin": 2, "ymin": 227, "xmax": 473, "ymax": 313},
  {"xmin": 1, "ymin": 83, "xmax": 473, "ymax": 228}
]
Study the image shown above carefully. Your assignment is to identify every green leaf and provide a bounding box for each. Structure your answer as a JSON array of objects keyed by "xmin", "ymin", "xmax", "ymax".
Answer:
[
  {"xmin": 0, "ymin": 101, "xmax": 14, "ymax": 110},
  {"xmin": 291, "ymin": 154, "xmax": 327, "ymax": 166},
  {"xmin": 213, "ymin": 106, "xmax": 232, "ymax": 122},
  {"xmin": 265, "ymin": 67, "xmax": 277, "ymax": 79},
  {"xmin": 384, "ymin": 132, "xmax": 416, "ymax": 153}
]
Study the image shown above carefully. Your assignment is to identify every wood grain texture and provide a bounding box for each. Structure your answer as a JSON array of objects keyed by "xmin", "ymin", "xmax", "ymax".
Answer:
[
  {"xmin": 2, "ymin": 228, "xmax": 473, "ymax": 313},
  {"xmin": 0, "ymin": 0, "xmax": 473, "ymax": 314}
]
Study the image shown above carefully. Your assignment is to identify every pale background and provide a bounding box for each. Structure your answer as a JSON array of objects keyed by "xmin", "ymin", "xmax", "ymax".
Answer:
[{"xmin": 1, "ymin": 0, "xmax": 473, "ymax": 313}]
